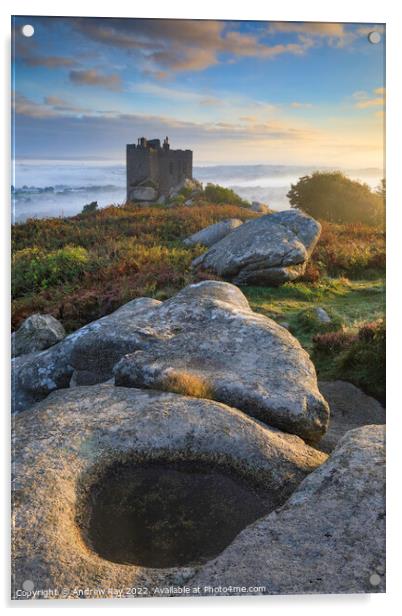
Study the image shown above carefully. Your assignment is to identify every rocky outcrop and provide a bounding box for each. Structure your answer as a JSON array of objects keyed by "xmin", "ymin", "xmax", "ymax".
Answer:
[
  {"xmin": 11, "ymin": 384, "xmax": 326, "ymax": 599},
  {"xmin": 11, "ymin": 297, "xmax": 161, "ymax": 414},
  {"xmin": 190, "ymin": 425, "xmax": 385, "ymax": 595},
  {"xmin": 183, "ymin": 219, "xmax": 243, "ymax": 247},
  {"xmin": 114, "ymin": 281, "xmax": 329, "ymax": 444},
  {"xmin": 12, "ymin": 282, "xmax": 328, "ymax": 444},
  {"xmin": 317, "ymin": 380, "xmax": 385, "ymax": 453},
  {"xmin": 169, "ymin": 177, "xmax": 203, "ymax": 198},
  {"xmin": 314, "ymin": 307, "xmax": 331, "ymax": 324},
  {"xmin": 11, "ymin": 314, "xmax": 65, "ymax": 357},
  {"xmin": 127, "ymin": 186, "xmax": 158, "ymax": 202},
  {"xmin": 251, "ymin": 201, "xmax": 270, "ymax": 213},
  {"xmin": 192, "ymin": 209, "xmax": 321, "ymax": 286}
]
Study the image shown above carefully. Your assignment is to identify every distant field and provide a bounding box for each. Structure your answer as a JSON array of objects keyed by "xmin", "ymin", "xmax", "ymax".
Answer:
[{"xmin": 11, "ymin": 203, "xmax": 385, "ymax": 401}]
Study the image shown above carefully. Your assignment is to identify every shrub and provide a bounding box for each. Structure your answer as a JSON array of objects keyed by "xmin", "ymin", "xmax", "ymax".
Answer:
[
  {"xmin": 82, "ymin": 201, "xmax": 98, "ymax": 214},
  {"xmin": 304, "ymin": 221, "xmax": 385, "ymax": 279},
  {"xmin": 287, "ymin": 171, "xmax": 384, "ymax": 226},
  {"xmin": 313, "ymin": 320, "xmax": 385, "ymax": 402},
  {"xmin": 312, "ymin": 329, "xmax": 356, "ymax": 353},
  {"xmin": 204, "ymin": 183, "xmax": 249, "ymax": 207},
  {"xmin": 337, "ymin": 320, "xmax": 385, "ymax": 403},
  {"xmin": 12, "ymin": 245, "xmax": 90, "ymax": 296}
]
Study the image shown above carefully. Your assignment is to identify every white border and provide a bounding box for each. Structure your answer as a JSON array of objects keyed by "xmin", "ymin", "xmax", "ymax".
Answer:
[{"xmin": 1, "ymin": 1, "xmax": 401, "ymax": 613}]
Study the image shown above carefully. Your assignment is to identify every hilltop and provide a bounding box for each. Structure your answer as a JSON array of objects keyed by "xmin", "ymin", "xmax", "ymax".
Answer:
[{"xmin": 12, "ymin": 199, "xmax": 385, "ymax": 401}]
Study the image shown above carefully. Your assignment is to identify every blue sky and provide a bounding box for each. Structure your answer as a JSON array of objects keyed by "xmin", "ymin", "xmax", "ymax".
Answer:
[{"xmin": 12, "ymin": 16, "xmax": 385, "ymax": 166}]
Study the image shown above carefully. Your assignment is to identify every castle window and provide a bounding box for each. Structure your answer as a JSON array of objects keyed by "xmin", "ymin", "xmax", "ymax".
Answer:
[{"xmin": 169, "ymin": 162, "xmax": 174, "ymax": 175}]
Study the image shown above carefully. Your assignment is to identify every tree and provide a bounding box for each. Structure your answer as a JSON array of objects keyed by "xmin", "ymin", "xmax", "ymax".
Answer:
[
  {"xmin": 287, "ymin": 171, "xmax": 384, "ymax": 225},
  {"xmin": 375, "ymin": 178, "xmax": 386, "ymax": 199}
]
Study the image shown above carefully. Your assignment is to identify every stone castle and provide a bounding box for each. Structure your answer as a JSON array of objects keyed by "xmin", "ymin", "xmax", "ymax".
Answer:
[{"xmin": 126, "ymin": 137, "xmax": 193, "ymax": 201}]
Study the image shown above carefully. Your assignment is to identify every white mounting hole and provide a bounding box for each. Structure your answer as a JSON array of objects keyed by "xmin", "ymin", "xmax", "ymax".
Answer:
[
  {"xmin": 368, "ymin": 31, "xmax": 381, "ymax": 44},
  {"xmin": 22, "ymin": 24, "xmax": 35, "ymax": 38}
]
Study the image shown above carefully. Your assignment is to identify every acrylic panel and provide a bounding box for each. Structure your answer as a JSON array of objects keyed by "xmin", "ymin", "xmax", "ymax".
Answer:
[{"xmin": 11, "ymin": 15, "xmax": 385, "ymax": 601}]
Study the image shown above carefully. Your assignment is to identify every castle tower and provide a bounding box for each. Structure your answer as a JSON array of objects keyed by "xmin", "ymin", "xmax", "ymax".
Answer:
[{"xmin": 126, "ymin": 137, "xmax": 193, "ymax": 201}]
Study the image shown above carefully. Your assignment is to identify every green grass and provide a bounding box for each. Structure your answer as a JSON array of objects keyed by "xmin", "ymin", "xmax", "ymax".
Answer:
[
  {"xmin": 246, "ymin": 277, "xmax": 385, "ymax": 402},
  {"xmin": 245, "ymin": 278, "xmax": 385, "ymax": 353}
]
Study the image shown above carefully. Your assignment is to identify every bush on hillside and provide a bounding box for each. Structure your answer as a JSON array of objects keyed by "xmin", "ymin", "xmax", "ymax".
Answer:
[
  {"xmin": 287, "ymin": 171, "xmax": 384, "ymax": 226},
  {"xmin": 82, "ymin": 201, "xmax": 98, "ymax": 214},
  {"xmin": 12, "ymin": 245, "xmax": 90, "ymax": 296},
  {"xmin": 204, "ymin": 183, "xmax": 249, "ymax": 207}
]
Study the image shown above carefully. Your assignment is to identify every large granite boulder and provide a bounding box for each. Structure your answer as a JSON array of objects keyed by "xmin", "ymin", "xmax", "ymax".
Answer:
[
  {"xmin": 183, "ymin": 219, "xmax": 243, "ymax": 247},
  {"xmin": 12, "ymin": 283, "xmax": 329, "ymax": 444},
  {"xmin": 11, "ymin": 314, "xmax": 65, "ymax": 358},
  {"xmin": 251, "ymin": 201, "xmax": 270, "ymax": 214},
  {"xmin": 11, "ymin": 297, "xmax": 161, "ymax": 414},
  {"xmin": 317, "ymin": 380, "xmax": 385, "ymax": 453},
  {"xmin": 192, "ymin": 209, "xmax": 321, "ymax": 285},
  {"xmin": 191, "ymin": 425, "xmax": 385, "ymax": 595},
  {"xmin": 127, "ymin": 186, "xmax": 158, "ymax": 202},
  {"xmin": 114, "ymin": 281, "xmax": 329, "ymax": 444},
  {"xmin": 12, "ymin": 385, "xmax": 326, "ymax": 599}
]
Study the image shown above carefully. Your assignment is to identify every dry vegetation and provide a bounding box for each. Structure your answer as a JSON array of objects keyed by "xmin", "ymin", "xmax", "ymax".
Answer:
[
  {"xmin": 12, "ymin": 202, "xmax": 385, "ymax": 402},
  {"xmin": 12, "ymin": 204, "xmax": 257, "ymax": 331}
]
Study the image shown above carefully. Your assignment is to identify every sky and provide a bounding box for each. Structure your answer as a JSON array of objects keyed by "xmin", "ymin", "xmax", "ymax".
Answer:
[{"xmin": 12, "ymin": 16, "xmax": 385, "ymax": 167}]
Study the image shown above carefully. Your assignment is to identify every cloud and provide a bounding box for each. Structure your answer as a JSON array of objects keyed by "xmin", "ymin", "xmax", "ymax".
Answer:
[
  {"xmin": 43, "ymin": 96, "xmax": 91, "ymax": 114},
  {"xmin": 355, "ymin": 98, "xmax": 384, "ymax": 109},
  {"xmin": 70, "ymin": 17, "xmax": 315, "ymax": 75},
  {"xmin": 13, "ymin": 91, "xmax": 383, "ymax": 168},
  {"xmin": 14, "ymin": 91, "xmax": 311, "ymax": 144},
  {"xmin": 200, "ymin": 97, "xmax": 223, "ymax": 107},
  {"xmin": 131, "ymin": 82, "xmax": 224, "ymax": 107},
  {"xmin": 355, "ymin": 25, "xmax": 385, "ymax": 37},
  {"xmin": 13, "ymin": 93, "xmax": 59, "ymax": 118},
  {"xmin": 290, "ymin": 101, "xmax": 313, "ymax": 108},
  {"xmin": 14, "ymin": 92, "xmax": 110, "ymax": 118},
  {"xmin": 354, "ymin": 87, "xmax": 385, "ymax": 110},
  {"xmin": 14, "ymin": 38, "xmax": 78, "ymax": 68},
  {"xmin": 270, "ymin": 22, "xmax": 346, "ymax": 38},
  {"xmin": 239, "ymin": 115, "xmax": 258, "ymax": 123},
  {"xmin": 69, "ymin": 69, "xmax": 122, "ymax": 90}
]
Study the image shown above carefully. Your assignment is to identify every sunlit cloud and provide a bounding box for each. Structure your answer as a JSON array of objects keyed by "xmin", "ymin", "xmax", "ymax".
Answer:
[
  {"xmin": 69, "ymin": 69, "xmax": 122, "ymax": 91},
  {"xmin": 43, "ymin": 96, "xmax": 91, "ymax": 114},
  {"xmin": 70, "ymin": 18, "xmax": 316, "ymax": 75},
  {"xmin": 270, "ymin": 22, "xmax": 346, "ymax": 38},
  {"xmin": 353, "ymin": 87, "xmax": 385, "ymax": 110},
  {"xmin": 290, "ymin": 101, "xmax": 313, "ymax": 109}
]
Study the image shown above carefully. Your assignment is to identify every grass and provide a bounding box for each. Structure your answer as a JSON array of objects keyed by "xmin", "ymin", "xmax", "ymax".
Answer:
[
  {"xmin": 245, "ymin": 278, "xmax": 385, "ymax": 351},
  {"xmin": 159, "ymin": 371, "xmax": 214, "ymax": 399},
  {"xmin": 11, "ymin": 202, "xmax": 385, "ymax": 402},
  {"xmin": 245, "ymin": 278, "xmax": 385, "ymax": 402}
]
